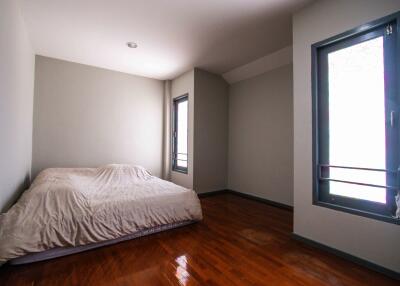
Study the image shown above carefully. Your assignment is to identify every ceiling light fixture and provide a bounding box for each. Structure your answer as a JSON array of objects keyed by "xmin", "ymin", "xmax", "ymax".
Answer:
[{"xmin": 127, "ymin": 42, "xmax": 138, "ymax": 49}]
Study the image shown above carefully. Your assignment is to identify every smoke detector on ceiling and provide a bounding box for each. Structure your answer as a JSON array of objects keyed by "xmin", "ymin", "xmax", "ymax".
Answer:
[{"xmin": 126, "ymin": 42, "xmax": 138, "ymax": 49}]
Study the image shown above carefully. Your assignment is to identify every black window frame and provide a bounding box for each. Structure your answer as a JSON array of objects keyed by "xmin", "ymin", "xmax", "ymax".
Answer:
[
  {"xmin": 312, "ymin": 11, "xmax": 400, "ymax": 225},
  {"xmin": 172, "ymin": 94, "xmax": 189, "ymax": 174}
]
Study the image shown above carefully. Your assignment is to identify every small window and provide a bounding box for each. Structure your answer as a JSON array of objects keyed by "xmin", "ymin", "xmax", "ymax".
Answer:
[
  {"xmin": 172, "ymin": 94, "xmax": 188, "ymax": 173},
  {"xmin": 312, "ymin": 12, "xmax": 400, "ymax": 224}
]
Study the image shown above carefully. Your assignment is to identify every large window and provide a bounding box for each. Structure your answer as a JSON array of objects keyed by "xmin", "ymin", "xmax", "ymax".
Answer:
[
  {"xmin": 172, "ymin": 95, "xmax": 188, "ymax": 173},
  {"xmin": 312, "ymin": 12, "xmax": 400, "ymax": 224}
]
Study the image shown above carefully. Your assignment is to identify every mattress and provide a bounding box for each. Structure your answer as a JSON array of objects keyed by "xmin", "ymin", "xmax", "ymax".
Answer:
[{"xmin": 0, "ymin": 164, "xmax": 202, "ymax": 265}]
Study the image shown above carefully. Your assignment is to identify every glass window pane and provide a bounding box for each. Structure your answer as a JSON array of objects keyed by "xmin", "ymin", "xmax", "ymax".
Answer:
[
  {"xmin": 327, "ymin": 36, "xmax": 386, "ymax": 203},
  {"xmin": 177, "ymin": 153, "xmax": 187, "ymax": 168},
  {"xmin": 177, "ymin": 160, "xmax": 187, "ymax": 168},
  {"xmin": 328, "ymin": 168, "xmax": 386, "ymax": 203},
  {"xmin": 328, "ymin": 168, "xmax": 385, "ymax": 186},
  {"xmin": 177, "ymin": 153, "xmax": 187, "ymax": 161},
  {"xmin": 175, "ymin": 98, "xmax": 188, "ymax": 170}
]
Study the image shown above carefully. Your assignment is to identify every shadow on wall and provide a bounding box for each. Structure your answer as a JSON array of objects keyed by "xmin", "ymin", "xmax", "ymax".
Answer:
[{"xmin": 1, "ymin": 174, "xmax": 31, "ymax": 213}]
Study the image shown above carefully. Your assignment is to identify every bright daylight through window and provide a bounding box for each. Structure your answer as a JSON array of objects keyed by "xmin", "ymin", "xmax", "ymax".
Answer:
[
  {"xmin": 328, "ymin": 36, "xmax": 386, "ymax": 203},
  {"xmin": 172, "ymin": 95, "xmax": 188, "ymax": 173}
]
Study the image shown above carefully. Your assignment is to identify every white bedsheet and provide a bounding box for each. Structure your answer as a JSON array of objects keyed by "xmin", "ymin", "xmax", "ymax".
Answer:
[{"xmin": 0, "ymin": 164, "xmax": 202, "ymax": 265}]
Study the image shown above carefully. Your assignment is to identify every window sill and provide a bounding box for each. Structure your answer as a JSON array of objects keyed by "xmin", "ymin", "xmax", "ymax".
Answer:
[
  {"xmin": 313, "ymin": 201, "xmax": 400, "ymax": 225},
  {"xmin": 172, "ymin": 169, "xmax": 188, "ymax": 175}
]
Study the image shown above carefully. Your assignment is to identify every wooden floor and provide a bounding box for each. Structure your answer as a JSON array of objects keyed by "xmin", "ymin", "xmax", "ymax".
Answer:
[{"xmin": 0, "ymin": 193, "xmax": 397, "ymax": 286}]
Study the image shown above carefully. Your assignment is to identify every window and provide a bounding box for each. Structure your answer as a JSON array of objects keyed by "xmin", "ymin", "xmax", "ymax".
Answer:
[
  {"xmin": 312, "ymin": 12, "xmax": 400, "ymax": 224},
  {"xmin": 172, "ymin": 94, "xmax": 188, "ymax": 173}
]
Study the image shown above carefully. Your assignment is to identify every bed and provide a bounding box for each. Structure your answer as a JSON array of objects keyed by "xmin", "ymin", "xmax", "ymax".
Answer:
[{"xmin": 0, "ymin": 164, "xmax": 202, "ymax": 265}]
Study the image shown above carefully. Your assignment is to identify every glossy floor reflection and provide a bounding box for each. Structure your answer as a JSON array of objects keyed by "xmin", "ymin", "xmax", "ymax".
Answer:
[
  {"xmin": 175, "ymin": 255, "xmax": 189, "ymax": 286},
  {"xmin": 0, "ymin": 193, "xmax": 397, "ymax": 286}
]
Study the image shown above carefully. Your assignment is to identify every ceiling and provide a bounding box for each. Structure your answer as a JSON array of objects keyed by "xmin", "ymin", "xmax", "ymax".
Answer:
[{"xmin": 20, "ymin": 0, "xmax": 314, "ymax": 80}]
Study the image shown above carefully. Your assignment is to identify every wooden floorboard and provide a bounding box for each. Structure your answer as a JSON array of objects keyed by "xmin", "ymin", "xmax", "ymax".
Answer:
[{"xmin": 0, "ymin": 193, "xmax": 397, "ymax": 285}]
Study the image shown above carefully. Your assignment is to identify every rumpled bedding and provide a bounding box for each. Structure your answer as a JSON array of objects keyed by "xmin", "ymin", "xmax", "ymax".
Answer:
[{"xmin": 0, "ymin": 164, "xmax": 202, "ymax": 265}]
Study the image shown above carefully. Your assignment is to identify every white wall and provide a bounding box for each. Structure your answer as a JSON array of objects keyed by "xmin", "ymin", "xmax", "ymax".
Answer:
[
  {"xmin": 0, "ymin": 0, "xmax": 35, "ymax": 212},
  {"xmin": 33, "ymin": 56, "xmax": 164, "ymax": 178},
  {"xmin": 194, "ymin": 69, "xmax": 229, "ymax": 193},
  {"xmin": 170, "ymin": 70, "xmax": 195, "ymax": 189},
  {"xmin": 228, "ymin": 65, "xmax": 293, "ymax": 206},
  {"xmin": 293, "ymin": 0, "xmax": 400, "ymax": 272}
]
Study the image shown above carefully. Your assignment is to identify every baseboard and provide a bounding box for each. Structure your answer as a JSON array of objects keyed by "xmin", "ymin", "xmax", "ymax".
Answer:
[
  {"xmin": 198, "ymin": 189, "xmax": 293, "ymax": 211},
  {"xmin": 197, "ymin": 190, "xmax": 228, "ymax": 198},
  {"xmin": 227, "ymin": 189, "xmax": 293, "ymax": 211},
  {"xmin": 292, "ymin": 233, "xmax": 400, "ymax": 281}
]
